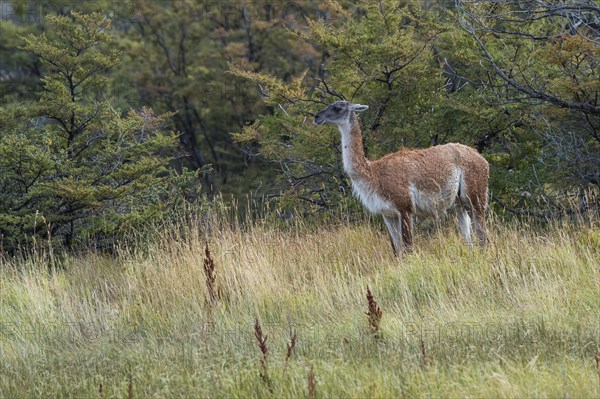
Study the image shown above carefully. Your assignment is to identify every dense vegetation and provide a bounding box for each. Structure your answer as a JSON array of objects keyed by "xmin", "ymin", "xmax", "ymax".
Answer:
[
  {"xmin": 1, "ymin": 0, "xmax": 598, "ymax": 250},
  {"xmin": 1, "ymin": 12, "xmax": 202, "ymax": 251},
  {"xmin": 1, "ymin": 2, "xmax": 598, "ymax": 397},
  {"xmin": 1, "ymin": 212, "xmax": 598, "ymax": 397},
  {"xmin": 231, "ymin": 0, "xmax": 599, "ymax": 213}
]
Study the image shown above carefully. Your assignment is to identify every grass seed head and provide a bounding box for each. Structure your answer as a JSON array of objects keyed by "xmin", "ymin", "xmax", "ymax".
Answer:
[
  {"xmin": 307, "ymin": 367, "xmax": 316, "ymax": 399},
  {"xmin": 203, "ymin": 242, "xmax": 220, "ymax": 304},
  {"xmin": 286, "ymin": 329, "xmax": 297, "ymax": 362},
  {"xmin": 127, "ymin": 372, "xmax": 133, "ymax": 399},
  {"xmin": 366, "ymin": 286, "xmax": 383, "ymax": 338},
  {"xmin": 254, "ymin": 319, "xmax": 272, "ymax": 391}
]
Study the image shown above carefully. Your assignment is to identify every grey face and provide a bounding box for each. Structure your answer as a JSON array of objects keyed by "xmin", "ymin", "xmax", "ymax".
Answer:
[{"xmin": 314, "ymin": 101, "xmax": 369, "ymax": 125}]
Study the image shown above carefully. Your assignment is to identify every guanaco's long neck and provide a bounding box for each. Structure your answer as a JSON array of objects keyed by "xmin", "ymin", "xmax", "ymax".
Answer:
[{"xmin": 339, "ymin": 112, "xmax": 370, "ymax": 180}]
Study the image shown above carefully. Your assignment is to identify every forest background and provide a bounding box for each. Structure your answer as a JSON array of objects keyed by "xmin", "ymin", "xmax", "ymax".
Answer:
[
  {"xmin": 1, "ymin": 2, "xmax": 599, "ymax": 397},
  {"xmin": 0, "ymin": 0, "xmax": 598, "ymax": 250}
]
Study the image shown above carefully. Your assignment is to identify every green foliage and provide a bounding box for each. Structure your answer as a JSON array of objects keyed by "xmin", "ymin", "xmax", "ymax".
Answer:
[
  {"xmin": 0, "ymin": 1, "xmax": 597, "ymax": 228},
  {"xmin": 232, "ymin": 0, "xmax": 599, "ymax": 214},
  {"xmin": 231, "ymin": 0, "xmax": 489, "ymax": 214},
  {"xmin": 0, "ymin": 12, "xmax": 199, "ymax": 252},
  {"xmin": 111, "ymin": 0, "xmax": 323, "ymax": 196},
  {"xmin": 0, "ymin": 12, "xmax": 42, "ymax": 105},
  {"xmin": 455, "ymin": 0, "xmax": 600, "ymax": 204}
]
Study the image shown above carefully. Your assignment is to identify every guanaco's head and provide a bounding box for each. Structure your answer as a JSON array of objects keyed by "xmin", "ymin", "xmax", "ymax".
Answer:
[{"xmin": 313, "ymin": 101, "xmax": 369, "ymax": 126}]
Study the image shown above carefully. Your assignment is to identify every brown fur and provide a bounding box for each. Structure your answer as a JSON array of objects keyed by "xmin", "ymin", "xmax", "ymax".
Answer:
[
  {"xmin": 351, "ymin": 113, "xmax": 488, "ymax": 253},
  {"xmin": 373, "ymin": 140, "xmax": 489, "ymax": 213}
]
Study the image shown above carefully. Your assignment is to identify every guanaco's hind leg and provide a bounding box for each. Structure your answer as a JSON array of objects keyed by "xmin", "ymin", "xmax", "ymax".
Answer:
[
  {"xmin": 470, "ymin": 186, "xmax": 488, "ymax": 247},
  {"xmin": 472, "ymin": 208, "xmax": 487, "ymax": 247},
  {"xmin": 458, "ymin": 170, "xmax": 487, "ymax": 247},
  {"xmin": 464, "ymin": 160, "xmax": 489, "ymax": 247},
  {"xmin": 400, "ymin": 211, "xmax": 413, "ymax": 252},
  {"xmin": 383, "ymin": 215, "xmax": 403, "ymax": 257},
  {"xmin": 457, "ymin": 206, "xmax": 473, "ymax": 245}
]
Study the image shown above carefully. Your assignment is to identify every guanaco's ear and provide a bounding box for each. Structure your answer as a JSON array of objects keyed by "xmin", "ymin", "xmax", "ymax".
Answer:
[{"xmin": 350, "ymin": 103, "xmax": 369, "ymax": 112}]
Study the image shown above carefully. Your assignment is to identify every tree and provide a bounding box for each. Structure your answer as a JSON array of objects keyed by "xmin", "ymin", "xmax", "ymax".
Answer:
[
  {"xmin": 231, "ymin": 0, "xmax": 484, "ymax": 214},
  {"xmin": 231, "ymin": 0, "xmax": 598, "ymax": 216},
  {"xmin": 112, "ymin": 0, "xmax": 323, "ymax": 196},
  {"xmin": 1, "ymin": 1, "xmax": 331, "ymax": 200},
  {"xmin": 455, "ymin": 0, "xmax": 599, "ymax": 210},
  {"xmin": 0, "ymin": 12, "xmax": 198, "ymax": 252}
]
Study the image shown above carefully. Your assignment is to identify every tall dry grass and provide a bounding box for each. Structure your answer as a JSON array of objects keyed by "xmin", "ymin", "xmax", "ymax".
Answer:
[{"xmin": 0, "ymin": 206, "xmax": 598, "ymax": 397}]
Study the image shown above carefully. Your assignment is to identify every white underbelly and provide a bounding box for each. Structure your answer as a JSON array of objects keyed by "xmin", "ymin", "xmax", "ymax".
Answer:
[{"xmin": 352, "ymin": 179, "xmax": 396, "ymax": 215}]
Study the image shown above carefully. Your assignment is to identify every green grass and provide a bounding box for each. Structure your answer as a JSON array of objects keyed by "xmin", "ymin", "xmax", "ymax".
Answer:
[{"xmin": 1, "ymin": 214, "xmax": 599, "ymax": 398}]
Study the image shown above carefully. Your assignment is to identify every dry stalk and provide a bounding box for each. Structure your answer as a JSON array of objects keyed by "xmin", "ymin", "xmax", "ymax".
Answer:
[
  {"xmin": 307, "ymin": 366, "xmax": 316, "ymax": 399},
  {"xmin": 254, "ymin": 319, "xmax": 272, "ymax": 391},
  {"xmin": 595, "ymin": 351, "xmax": 600, "ymax": 393},
  {"xmin": 127, "ymin": 372, "xmax": 133, "ymax": 399},
  {"xmin": 283, "ymin": 328, "xmax": 297, "ymax": 374},
  {"xmin": 420, "ymin": 337, "xmax": 429, "ymax": 367},
  {"xmin": 203, "ymin": 242, "xmax": 221, "ymax": 304},
  {"xmin": 366, "ymin": 286, "xmax": 383, "ymax": 339}
]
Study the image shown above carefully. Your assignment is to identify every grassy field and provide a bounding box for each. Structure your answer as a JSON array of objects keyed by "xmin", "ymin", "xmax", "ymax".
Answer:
[{"xmin": 1, "ymin": 212, "xmax": 599, "ymax": 398}]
